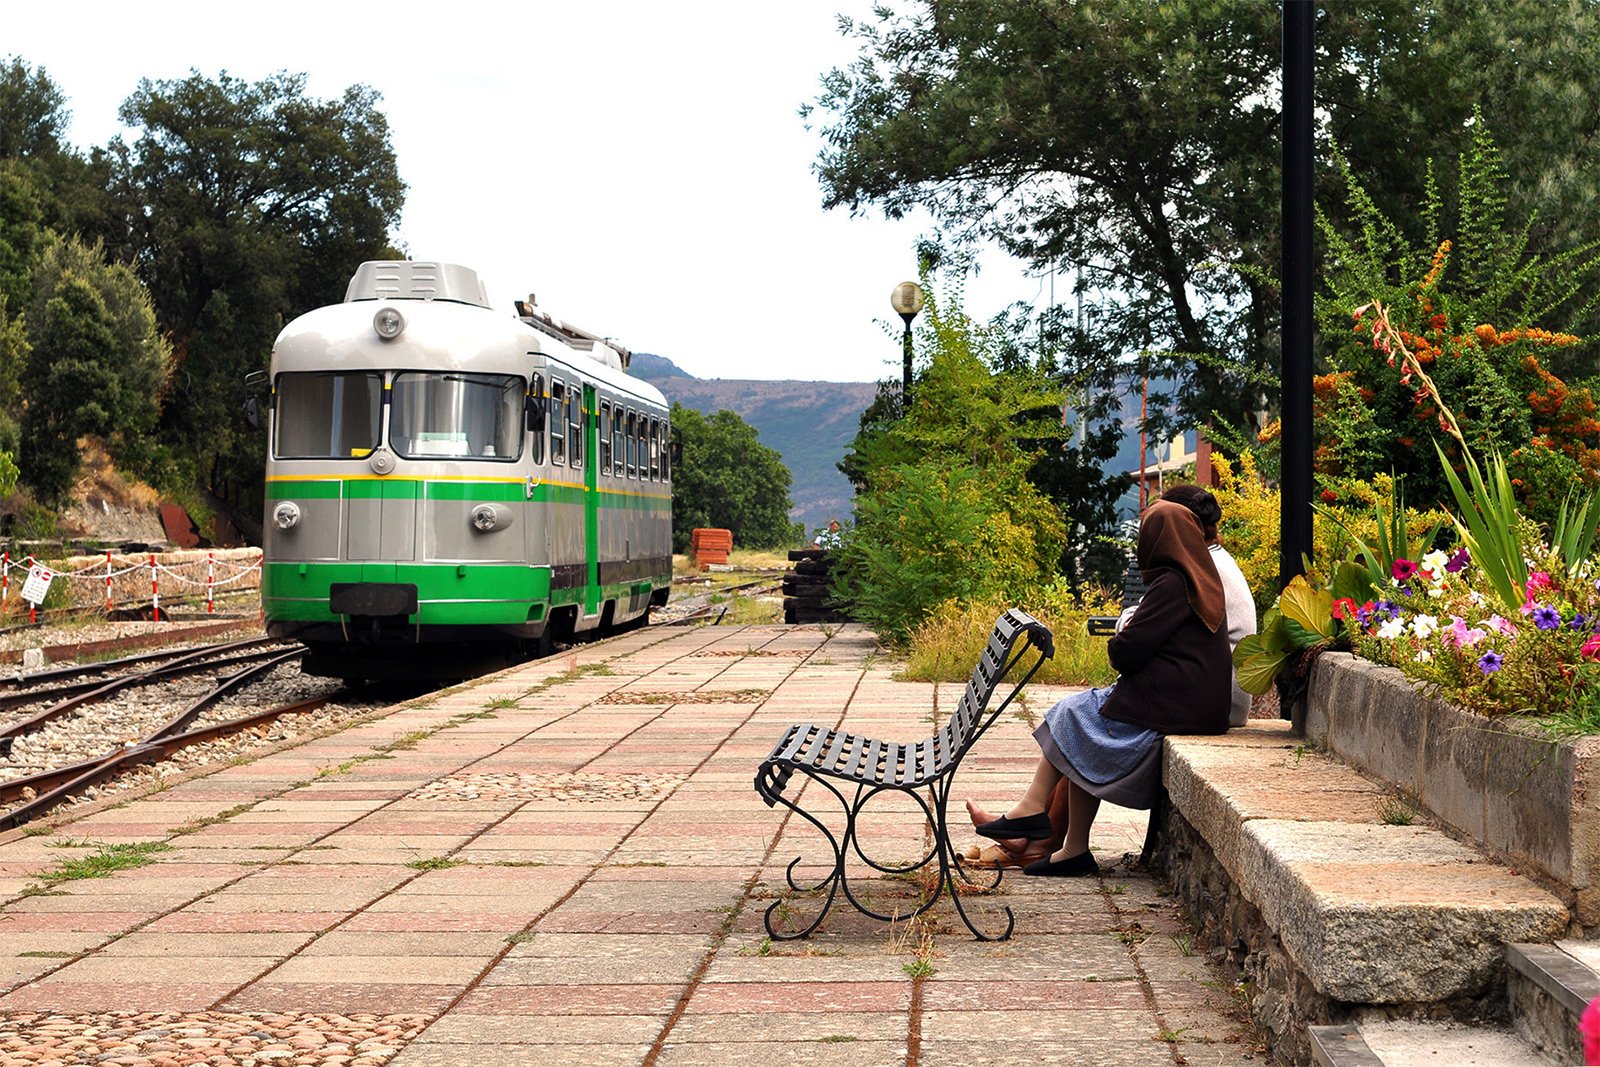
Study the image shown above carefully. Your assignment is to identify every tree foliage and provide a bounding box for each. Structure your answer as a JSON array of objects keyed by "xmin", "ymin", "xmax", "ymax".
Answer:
[
  {"xmin": 831, "ymin": 275, "xmax": 1069, "ymax": 641},
  {"xmin": 20, "ymin": 236, "xmax": 172, "ymax": 503},
  {"xmin": 810, "ymin": 0, "xmax": 1600, "ymax": 436},
  {"xmin": 110, "ymin": 70, "xmax": 405, "ymax": 509},
  {"xmin": 670, "ymin": 403, "xmax": 799, "ymax": 551}
]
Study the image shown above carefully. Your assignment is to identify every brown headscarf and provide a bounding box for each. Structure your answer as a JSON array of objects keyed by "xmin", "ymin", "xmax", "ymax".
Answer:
[{"xmin": 1137, "ymin": 499, "xmax": 1225, "ymax": 633}]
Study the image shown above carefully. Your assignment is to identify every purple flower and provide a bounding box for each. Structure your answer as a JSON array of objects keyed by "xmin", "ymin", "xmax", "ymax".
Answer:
[
  {"xmin": 1572, "ymin": 614, "xmax": 1590, "ymax": 631},
  {"xmin": 1397, "ymin": 584, "xmax": 1413, "ymax": 597},
  {"xmin": 1376, "ymin": 599, "xmax": 1400, "ymax": 620},
  {"xmin": 1357, "ymin": 605, "xmax": 1374, "ymax": 627},
  {"xmin": 1392, "ymin": 559, "xmax": 1419, "ymax": 582},
  {"xmin": 1533, "ymin": 605, "xmax": 1562, "ymax": 631},
  {"xmin": 1444, "ymin": 547, "xmax": 1470, "ymax": 573},
  {"xmin": 1478, "ymin": 650, "xmax": 1504, "ymax": 674}
]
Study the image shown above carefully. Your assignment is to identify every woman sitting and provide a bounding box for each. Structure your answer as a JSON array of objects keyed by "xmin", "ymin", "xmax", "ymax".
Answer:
[{"xmin": 965, "ymin": 498, "xmax": 1233, "ymax": 876}]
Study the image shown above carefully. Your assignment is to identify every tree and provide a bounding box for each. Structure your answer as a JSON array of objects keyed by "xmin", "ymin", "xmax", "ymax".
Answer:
[
  {"xmin": 670, "ymin": 404, "xmax": 798, "ymax": 551},
  {"xmin": 810, "ymin": 0, "xmax": 1600, "ymax": 437},
  {"xmin": 0, "ymin": 57, "xmax": 68, "ymax": 162},
  {"xmin": 110, "ymin": 70, "xmax": 405, "ymax": 510},
  {"xmin": 21, "ymin": 236, "xmax": 172, "ymax": 503},
  {"xmin": 831, "ymin": 275, "xmax": 1069, "ymax": 639}
]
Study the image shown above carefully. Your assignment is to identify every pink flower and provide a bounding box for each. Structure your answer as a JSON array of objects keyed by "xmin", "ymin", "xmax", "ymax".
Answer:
[
  {"xmin": 1582, "ymin": 634, "xmax": 1600, "ymax": 662},
  {"xmin": 1487, "ymin": 614, "xmax": 1519, "ymax": 638},
  {"xmin": 1528, "ymin": 571, "xmax": 1552, "ymax": 593},
  {"xmin": 1448, "ymin": 616, "xmax": 1487, "ymax": 649},
  {"xmin": 1582, "ymin": 994, "xmax": 1600, "ymax": 1064}
]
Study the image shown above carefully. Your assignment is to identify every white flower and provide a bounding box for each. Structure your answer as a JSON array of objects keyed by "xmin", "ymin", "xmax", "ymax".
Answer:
[
  {"xmin": 1415, "ymin": 649, "xmax": 1433, "ymax": 663},
  {"xmin": 1469, "ymin": 590, "xmax": 1485, "ymax": 605},
  {"xmin": 1411, "ymin": 614, "xmax": 1439, "ymax": 639},
  {"xmin": 1377, "ymin": 618, "xmax": 1406, "ymax": 640}
]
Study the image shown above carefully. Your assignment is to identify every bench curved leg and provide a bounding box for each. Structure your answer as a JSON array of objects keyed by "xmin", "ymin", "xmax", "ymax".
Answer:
[
  {"xmin": 837, "ymin": 784, "xmax": 945, "ymax": 924},
  {"xmin": 932, "ymin": 778, "xmax": 1016, "ymax": 941},
  {"xmin": 762, "ymin": 770, "xmax": 848, "ymax": 940}
]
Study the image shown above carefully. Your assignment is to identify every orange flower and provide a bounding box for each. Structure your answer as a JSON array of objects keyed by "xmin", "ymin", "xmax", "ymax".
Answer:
[{"xmin": 1474, "ymin": 323, "xmax": 1499, "ymax": 345}]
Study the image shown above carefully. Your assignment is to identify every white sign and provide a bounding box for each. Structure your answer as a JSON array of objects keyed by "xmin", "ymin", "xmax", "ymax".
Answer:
[{"xmin": 20, "ymin": 565, "xmax": 53, "ymax": 606}]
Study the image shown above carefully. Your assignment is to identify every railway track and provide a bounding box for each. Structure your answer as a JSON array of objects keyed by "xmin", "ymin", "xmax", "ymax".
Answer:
[
  {"xmin": 0, "ymin": 637, "xmax": 378, "ymax": 831},
  {"xmin": 663, "ymin": 576, "xmax": 785, "ymax": 624}
]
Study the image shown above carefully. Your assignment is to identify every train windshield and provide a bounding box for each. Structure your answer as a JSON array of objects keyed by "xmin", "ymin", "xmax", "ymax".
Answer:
[
  {"xmin": 274, "ymin": 372, "xmax": 383, "ymax": 458},
  {"xmin": 390, "ymin": 372, "xmax": 524, "ymax": 461}
]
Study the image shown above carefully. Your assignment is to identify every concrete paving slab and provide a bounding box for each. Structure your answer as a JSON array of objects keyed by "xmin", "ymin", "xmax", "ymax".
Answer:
[{"xmin": 0, "ymin": 622, "xmax": 1260, "ymax": 1064}]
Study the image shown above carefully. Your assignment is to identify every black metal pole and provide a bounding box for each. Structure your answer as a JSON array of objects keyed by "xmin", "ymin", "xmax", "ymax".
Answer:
[
  {"xmin": 900, "ymin": 316, "xmax": 915, "ymax": 407},
  {"xmin": 1280, "ymin": 0, "xmax": 1315, "ymax": 589}
]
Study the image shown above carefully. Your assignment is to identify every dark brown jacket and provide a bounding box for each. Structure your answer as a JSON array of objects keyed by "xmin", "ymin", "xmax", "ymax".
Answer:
[{"xmin": 1099, "ymin": 570, "xmax": 1231, "ymax": 735}]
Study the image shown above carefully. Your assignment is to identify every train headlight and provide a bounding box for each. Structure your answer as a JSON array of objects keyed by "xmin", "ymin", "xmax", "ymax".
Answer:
[
  {"xmin": 470, "ymin": 504, "xmax": 511, "ymax": 532},
  {"xmin": 272, "ymin": 501, "xmax": 301, "ymax": 530},
  {"xmin": 373, "ymin": 306, "xmax": 406, "ymax": 341}
]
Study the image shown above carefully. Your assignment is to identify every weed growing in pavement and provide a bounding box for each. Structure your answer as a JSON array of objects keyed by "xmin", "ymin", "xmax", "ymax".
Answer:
[
  {"xmin": 45, "ymin": 838, "xmax": 88, "ymax": 849},
  {"xmin": 1377, "ymin": 795, "xmax": 1419, "ymax": 826},
  {"xmin": 23, "ymin": 841, "xmax": 171, "ymax": 894},
  {"xmin": 1108, "ymin": 883, "xmax": 1126, "ymax": 895},
  {"xmin": 17, "ymin": 950, "xmax": 75, "ymax": 958},
  {"xmin": 484, "ymin": 696, "xmax": 519, "ymax": 709},
  {"xmin": 380, "ymin": 729, "xmax": 433, "ymax": 752},
  {"xmin": 738, "ymin": 937, "xmax": 775, "ymax": 957},
  {"xmin": 1157, "ymin": 1028, "xmax": 1188, "ymax": 1043},
  {"xmin": 1114, "ymin": 924, "xmax": 1149, "ymax": 946},
  {"xmin": 21, "ymin": 826, "xmax": 52, "ymax": 837},
  {"xmin": 817, "ymin": 1036, "xmax": 859, "ymax": 1044},
  {"xmin": 1173, "ymin": 934, "xmax": 1196, "ymax": 957},
  {"xmin": 809, "ymin": 657, "xmax": 836, "ymax": 666},
  {"xmin": 405, "ymin": 856, "xmax": 462, "ymax": 871},
  {"xmin": 169, "ymin": 802, "xmax": 255, "ymax": 836},
  {"xmin": 504, "ymin": 931, "xmax": 536, "ymax": 945},
  {"xmin": 492, "ymin": 860, "xmax": 546, "ymax": 868}
]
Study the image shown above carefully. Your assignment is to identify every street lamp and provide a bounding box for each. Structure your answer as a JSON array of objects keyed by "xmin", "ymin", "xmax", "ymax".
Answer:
[{"xmin": 890, "ymin": 281, "xmax": 925, "ymax": 404}]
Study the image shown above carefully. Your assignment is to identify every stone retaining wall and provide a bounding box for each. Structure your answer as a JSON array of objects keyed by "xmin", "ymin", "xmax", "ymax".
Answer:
[
  {"xmin": 1161, "ymin": 808, "xmax": 1508, "ymax": 1067},
  {"xmin": 1297, "ymin": 652, "xmax": 1600, "ymax": 929}
]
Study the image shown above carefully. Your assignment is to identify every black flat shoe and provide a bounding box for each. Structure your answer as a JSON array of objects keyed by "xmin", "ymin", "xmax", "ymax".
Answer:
[
  {"xmin": 1022, "ymin": 851, "xmax": 1099, "ymax": 877},
  {"xmin": 974, "ymin": 812, "xmax": 1054, "ymax": 841}
]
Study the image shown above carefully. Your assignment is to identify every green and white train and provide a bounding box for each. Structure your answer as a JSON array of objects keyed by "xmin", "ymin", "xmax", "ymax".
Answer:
[{"xmin": 259, "ymin": 261, "xmax": 673, "ymax": 679}]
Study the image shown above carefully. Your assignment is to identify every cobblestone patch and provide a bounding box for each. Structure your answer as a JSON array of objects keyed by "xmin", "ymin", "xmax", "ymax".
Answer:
[
  {"xmin": 596, "ymin": 689, "xmax": 768, "ymax": 705},
  {"xmin": 0, "ymin": 1010, "xmax": 426, "ymax": 1065},
  {"xmin": 405, "ymin": 771, "xmax": 687, "ymax": 804}
]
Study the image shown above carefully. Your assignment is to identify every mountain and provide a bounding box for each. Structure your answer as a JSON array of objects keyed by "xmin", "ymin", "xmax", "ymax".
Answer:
[{"xmin": 631, "ymin": 353, "xmax": 877, "ymax": 537}]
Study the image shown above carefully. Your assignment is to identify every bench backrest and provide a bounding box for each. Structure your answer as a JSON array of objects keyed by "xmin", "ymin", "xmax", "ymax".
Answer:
[{"xmin": 943, "ymin": 609, "xmax": 1053, "ymax": 759}]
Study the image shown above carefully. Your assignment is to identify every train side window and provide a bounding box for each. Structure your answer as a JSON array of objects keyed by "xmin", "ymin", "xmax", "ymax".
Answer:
[
  {"xmin": 568, "ymin": 387, "xmax": 583, "ymax": 469},
  {"xmin": 549, "ymin": 379, "xmax": 565, "ymax": 465},
  {"xmin": 625, "ymin": 411, "xmax": 637, "ymax": 478},
  {"xmin": 661, "ymin": 420, "xmax": 671, "ymax": 480},
  {"xmin": 612, "ymin": 407, "xmax": 624, "ymax": 477},
  {"xmin": 649, "ymin": 417, "xmax": 661, "ymax": 480},
  {"xmin": 599, "ymin": 400, "xmax": 612, "ymax": 473},
  {"xmin": 528, "ymin": 375, "xmax": 545, "ymax": 464}
]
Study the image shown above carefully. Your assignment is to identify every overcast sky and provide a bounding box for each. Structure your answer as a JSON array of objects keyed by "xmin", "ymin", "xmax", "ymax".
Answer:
[{"xmin": 4, "ymin": 1, "xmax": 1045, "ymax": 383}]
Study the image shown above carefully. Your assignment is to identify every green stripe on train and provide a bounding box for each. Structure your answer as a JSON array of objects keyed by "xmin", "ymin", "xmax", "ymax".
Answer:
[
  {"xmin": 263, "ymin": 561, "xmax": 553, "ymax": 625},
  {"xmin": 266, "ymin": 478, "xmax": 667, "ymax": 510}
]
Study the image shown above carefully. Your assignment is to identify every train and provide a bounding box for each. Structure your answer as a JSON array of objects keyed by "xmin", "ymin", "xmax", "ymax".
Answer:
[{"xmin": 256, "ymin": 261, "xmax": 673, "ymax": 679}]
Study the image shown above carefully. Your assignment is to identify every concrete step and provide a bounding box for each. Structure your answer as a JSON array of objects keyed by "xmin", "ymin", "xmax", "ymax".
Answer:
[
  {"xmin": 1508, "ymin": 940, "xmax": 1600, "ymax": 1063},
  {"xmin": 1309, "ymin": 1020, "xmax": 1561, "ymax": 1066},
  {"xmin": 1164, "ymin": 724, "xmax": 1571, "ymax": 1005}
]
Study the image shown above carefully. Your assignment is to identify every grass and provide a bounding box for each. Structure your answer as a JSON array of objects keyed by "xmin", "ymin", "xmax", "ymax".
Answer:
[
  {"xmin": 484, "ymin": 697, "xmax": 518, "ymax": 710},
  {"xmin": 405, "ymin": 856, "xmax": 462, "ymax": 871},
  {"xmin": 899, "ymin": 590, "xmax": 1121, "ymax": 685},
  {"xmin": 1377, "ymin": 795, "xmax": 1419, "ymax": 826},
  {"xmin": 24, "ymin": 841, "xmax": 171, "ymax": 892},
  {"xmin": 169, "ymin": 802, "xmax": 255, "ymax": 836},
  {"xmin": 504, "ymin": 931, "xmax": 536, "ymax": 945}
]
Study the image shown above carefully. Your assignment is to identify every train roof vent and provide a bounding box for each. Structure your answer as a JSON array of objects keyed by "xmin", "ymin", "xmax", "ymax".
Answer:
[{"xmin": 344, "ymin": 261, "xmax": 492, "ymax": 308}]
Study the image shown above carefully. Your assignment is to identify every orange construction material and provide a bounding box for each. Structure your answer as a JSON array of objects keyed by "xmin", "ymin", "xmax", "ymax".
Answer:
[{"xmin": 690, "ymin": 528, "xmax": 733, "ymax": 568}]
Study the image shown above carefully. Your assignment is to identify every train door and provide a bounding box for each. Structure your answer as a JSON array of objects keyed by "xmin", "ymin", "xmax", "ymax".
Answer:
[{"xmin": 583, "ymin": 383, "xmax": 600, "ymax": 617}]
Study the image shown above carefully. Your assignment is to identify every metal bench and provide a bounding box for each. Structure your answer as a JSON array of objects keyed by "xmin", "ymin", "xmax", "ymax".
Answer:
[{"xmin": 754, "ymin": 608, "xmax": 1054, "ymax": 941}]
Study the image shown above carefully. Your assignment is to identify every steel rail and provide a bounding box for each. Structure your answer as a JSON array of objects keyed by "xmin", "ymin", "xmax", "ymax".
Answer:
[
  {"xmin": 0, "ymin": 644, "xmax": 296, "ymax": 752},
  {"xmin": 0, "ymin": 660, "xmax": 321, "ymax": 830}
]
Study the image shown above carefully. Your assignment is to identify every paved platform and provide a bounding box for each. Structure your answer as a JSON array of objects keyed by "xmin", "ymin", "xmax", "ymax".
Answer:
[{"xmin": 0, "ymin": 624, "xmax": 1264, "ymax": 1065}]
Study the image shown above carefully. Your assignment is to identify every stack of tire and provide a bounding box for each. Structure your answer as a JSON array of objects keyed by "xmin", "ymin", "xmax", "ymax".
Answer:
[{"xmin": 783, "ymin": 548, "xmax": 847, "ymax": 624}]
